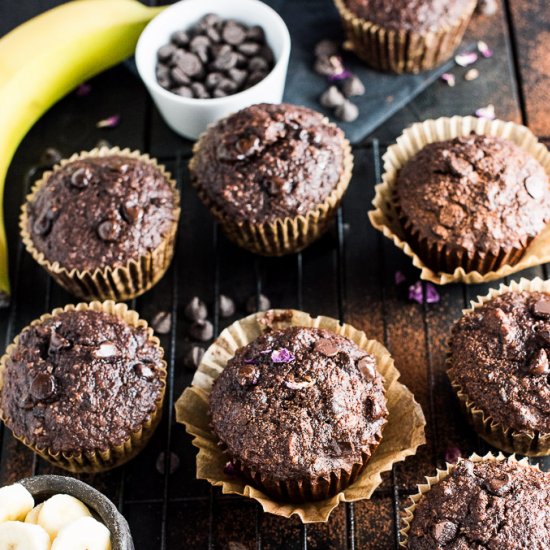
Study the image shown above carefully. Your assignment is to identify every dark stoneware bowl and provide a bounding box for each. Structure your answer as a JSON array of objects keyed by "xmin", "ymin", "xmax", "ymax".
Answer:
[{"xmin": 18, "ymin": 475, "xmax": 134, "ymax": 550}]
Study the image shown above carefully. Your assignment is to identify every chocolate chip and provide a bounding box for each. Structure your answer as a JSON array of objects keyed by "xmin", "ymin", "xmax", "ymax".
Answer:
[
  {"xmin": 219, "ymin": 294, "xmax": 236, "ymax": 317},
  {"xmin": 235, "ymin": 135, "xmax": 260, "ymax": 159},
  {"xmin": 222, "ymin": 22, "xmax": 246, "ymax": 45},
  {"xmin": 314, "ymin": 338, "xmax": 339, "ymax": 357},
  {"xmin": 238, "ymin": 364, "xmax": 259, "ymax": 386},
  {"xmin": 190, "ymin": 34, "xmax": 211, "ymax": 52},
  {"xmin": 320, "ymin": 86, "xmax": 345, "ymax": 108},
  {"xmin": 218, "ymin": 78, "xmax": 238, "ymax": 94},
  {"xmin": 121, "ymin": 201, "xmax": 140, "ymax": 224},
  {"xmin": 151, "ymin": 311, "xmax": 171, "ymax": 335},
  {"xmin": 447, "ymin": 155, "xmax": 473, "ymax": 177},
  {"xmin": 335, "ymin": 100, "xmax": 359, "ymax": 122},
  {"xmin": 525, "ymin": 176, "xmax": 545, "ymax": 199},
  {"xmin": 265, "ymin": 176, "xmax": 289, "ymax": 196},
  {"xmin": 212, "ymin": 50, "xmax": 238, "ymax": 71},
  {"xmin": 238, "ymin": 41, "xmax": 261, "ymax": 56},
  {"xmin": 158, "ymin": 43, "xmax": 177, "ymax": 62},
  {"xmin": 205, "ymin": 71, "xmax": 224, "ymax": 90},
  {"xmin": 248, "ymin": 56, "xmax": 269, "ymax": 72},
  {"xmin": 93, "ymin": 341, "xmax": 119, "ymax": 358},
  {"xmin": 246, "ymin": 70, "xmax": 267, "ymax": 87},
  {"xmin": 205, "ymin": 26, "xmax": 221, "ymax": 44},
  {"xmin": 358, "ymin": 356, "xmax": 376, "ymax": 379},
  {"xmin": 535, "ymin": 327, "xmax": 550, "ymax": 346},
  {"xmin": 97, "ymin": 219, "xmax": 122, "ymax": 242},
  {"xmin": 246, "ymin": 25, "xmax": 265, "ymax": 42},
  {"xmin": 30, "ymin": 373, "xmax": 56, "ymax": 401},
  {"xmin": 526, "ymin": 348, "xmax": 549, "ymax": 375},
  {"xmin": 174, "ymin": 86, "xmax": 193, "ymax": 98},
  {"xmin": 184, "ymin": 297, "xmax": 208, "ymax": 321},
  {"xmin": 70, "ymin": 167, "xmax": 94, "ymax": 189},
  {"xmin": 48, "ymin": 330, "xmax": 70, "ymax": 355},
  {"xmin": 156, "ymin": 451, "xmax": 180, "ymax": 475},
  {"xmin": 314, "ymin": 56, "xmax": 337, "ymax": 76},
  {"xmin": 198, "ymin": 13, "xmax": 223, "ymax": 31},
  {"xmin": 246, "ymin": 294, "xmax": 271, "ymax": 313},
  {"xmin": 433, "ymin": 521, "xmax": 457, "ymax": 544},
  {"xmin": 314, "ymin": 39, "xmax": 339, "ymax": 58},
  {"xmin": 176, "ymin": 52, "xmax": 203, "ymax": 77},
  {"xmin": 40, "ymin": 147, "xmax": 62, "ymax": 167},
  {"xmin": 340, "ymin": 75, "xmax": 365, "ymax": 97},
  {"xmin": 171, "ymin": 30, "xmax": 190, "ymax": 47},
  {"xmin": 532, "ymin": 298, "xmax": 550, "ymax": 319},
  {"xmin": 213, "ymin": 89, "xmax": 227, "ymax": 98},
  {"xmin": 184, "ymin": 345, "xmax": 205, "ymax": 370},
  {"xmin": 189, "ymin": 319, "xmax": 214, "ymax": 341},
  {"xmin": 191, "ymin": 82, "xmax": 210, "ymax": 99},
  {"xmin": 486, "ymin": 472, "xmax": 512, "ymax": 495},
  {"xmin": 170, "ymin": 66, "xmax": 191, "ymax": 86},
  {"xmin": 228, "ymin": 68, "xmax": 248, "ymax": 87},
  {"xmin": 134, "ymin": 363, "xmax": 155, "ymax": 379}
]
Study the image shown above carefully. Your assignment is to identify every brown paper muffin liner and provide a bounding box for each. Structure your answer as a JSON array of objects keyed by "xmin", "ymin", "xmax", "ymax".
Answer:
[
  {"xmin": 189, "ymin": 130, "xmax": 353, "ymax": 257},
  {"xmin": 447, "ymin": 277, "xmax": 550, "ymax": 457},
  {"xmin": 0, "ymin": 301, "xmax": 167, "ymax": 473},
  {"xmin": 399, "ymin": 452, "xmax": 533, "ymax": 547},
  {"xmin": 20, "ymin": 147, "xmax": 181, "ymax": 301},
  {"xmin": 333, "ymin": 0, "xmax": 476, "ymax": 73},
  {"xmin": 369, "ymin": 116, "xmax": 550, "ymax": 284},
  {"xmin": 175, "ymin": 309, "xmax": 426, "ymax": 522}
]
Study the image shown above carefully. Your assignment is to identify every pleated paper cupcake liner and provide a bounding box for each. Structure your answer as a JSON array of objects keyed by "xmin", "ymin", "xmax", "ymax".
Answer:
[
  {"xmin": 369, "ymin": 116, "xmax": 550, "ymax": 284},
  {"xmin": 448, "ymin": 277, "xmax": 550, "ymax": 457},
  {"xmin": 20, "ymin": 147, "xmax": 181, "ymax": 301},
  {"xmin": 0, "ymin": 301, "xmax": 167, "ymax": 473},
  {"xmin": 333, "ymin": 0, "xmax": 476, "ymax": 73},
  {"xmin": 175, "ymin": 309, "xmax": 426, "ymax": 523}
]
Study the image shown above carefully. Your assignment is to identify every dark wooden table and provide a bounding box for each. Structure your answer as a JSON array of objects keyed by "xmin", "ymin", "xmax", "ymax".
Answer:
[{"xmin": 1, "ymin": 1, "xmax": 549, "ymax": 549}]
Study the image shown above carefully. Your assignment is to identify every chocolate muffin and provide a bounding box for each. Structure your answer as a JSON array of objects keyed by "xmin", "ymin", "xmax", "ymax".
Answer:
[
  {"xmin": 406, "ymin": 458, "xmax": 550, "ymax": 549},
  {"xmin": 189, "ymin": 103, "xmax": 352, "ymax": 255},
  {"xmin": 333, "ymin": 0, "xmax": 476, "ymax": 72},
  {"xmin": 448, "ymin": 290, "xmax": 550, "ymax": 454},
  {"xmin": 21, "ymin": 149, "xmax": 180, "ymax": 301},
  {"xmin": 209, "ymin": 326, "xmax": 387, "ymax": 501},
  {"xmin": 394, "ymin": 134, "xmax": 550, "ymax": 274},
  {"xmin": 0, "ymin": 304, "xmax": 166, "ymax": 472}
]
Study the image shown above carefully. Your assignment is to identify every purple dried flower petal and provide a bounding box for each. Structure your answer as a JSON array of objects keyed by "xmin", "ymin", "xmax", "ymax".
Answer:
[
  {"xmin": 243, "ymin": 358, "xmax": 257, "ymax": 364},
  {"xmin": 224, "ymin": 461, "xmax": 236, "ymax": 476},
  {"xmin": 477, "ymin": 40, "xmax": 493, "ymax": 58},
  {"xmin": 425, "ymin": 283, "xmax": 440, "ymax": 304},
  {"xmin": 329, "ymin": 69, "xmax": 353, "ymax": 82},
  {"xmin": 96, "ymin": 114, "xmax": 121, "ymax": 129},
  {"xmin": 271, "ymin": 348, "xmax": 295, "ymax": 363},
  {"xmin": 408, "ymin": 281, "xmax": 423, "ymax": 304},
  {"xmin": 440, "ymin": 73, "xmax": 456, "ymax": 87},
  {"xmin": 444, "ymin": 446, "xmax": 462, "ymax": 464},
  {"xmin": 394, "ymin": 270, "xmax": 406, "ymax": 285},
  {"xmin": 408, "ymin": 281, "xmax": 440, "ymax": 304},
  {"xmin": 455, "ymin": 51, "xmax": 478, "ymax": 67},
  {"xmin": 475, "ymin": 104, "xmax": 495, "ymax": 120},
  {"xmin": 76, "ymin": 83, "xmax": 92, "ymax": 97}
]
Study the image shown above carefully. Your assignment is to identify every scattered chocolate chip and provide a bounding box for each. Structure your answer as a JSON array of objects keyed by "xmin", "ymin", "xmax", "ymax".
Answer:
[
  {"xmin": 97, "ymin": 219, "xmax": 122, "ymax": 242},
  {"xmin": 158, "ymin": 43, "xmax": 177, "ymax": 62},
  {"xmin": 218, "ymin": 78, "xmax": 238, "ymax": 94},
  {"xmin": 189, "ymin": 319, "xmax": 214, "ymax": 341},
  {"xmin": 486, "ymin": 472, "xmax": 512, "ymax": 495},
  {"xmin": 190, "ymin": 34, "xmax": 211, "ymax": 53},
  {"xmin": 249, "ymin": 56, "xmax": 269, "ymax": 72},
  {"xmin": 525, "ymin": 175, "xmax": 545, "ymax": 200},
  {"xmin": 314, "ymin": 56, "xmax": 338, "ymax": 76},
  {"xmin": 93, "ymin": 341, "xmax": 119, "ymax": 358},
  {"xmin": 184, "ymin": 297, "xmax": 208, "ymax": 321},
  {"xmin": 219, "ymin": 294, "xmax": 236, "ymax": 317},
  {"xmin": 191, "ymin": 82, "xmax": 210, "ymax": 99},
  {"xmin": 246, "ymin": 293, "xmax": 271, "ymax": 313},
  {"xmin": 314, "ymin": 338, "xmax": 339, "ymax": 357},
  {"xmin": 121, "ymin": 201, "xmax": 140, "ymax": 224},
  {"xmin": 340, "ymin": 75, "xmax": 365, "ymax": 97},
  {"xmin": 446, "ymin": 155, "xmax": 473, "ymax": 177},
  {"xmin": 40, "ymin": 147, "xmax": 62, "ymax": 167},
  {"xmin": 199, "ymin": 13, "xmax": 223, "ymax": 30},
  {"xmin": 314, "ymin": 39, "xmax": 339, "ymax": 58},
  {"xmin": 134, "ymin": 363, "xmax": 155, "ymax": 379},
  {"xmin": 246, "ymin": 25, "xmax": 265, "ymax": 42},
  {"xmin": 246, "ymin": 71, "xmax": 267, "ymax": 87},
  {"xmin": 48, "ymin": 331, "xmax": 70, "ymax": 355},
  {"xmin": 205, "ymin": 71, "xmax": 224, "ymax": 90},
  {"xmin": 213, "ymin": 89, "xmax": 227, "ymax": 98},
  {"xmin": 222, "ymin": 22, "xmax": 246, "ymax": 45},
  {"xmin": 228, "ymin": 67, "xmax": 248, "ymax": 87},
  {"xmin": 477, "ymin": 0, "xmax": 498, "ymax": 16},
  {"xmin": 358, "ymin": 356, "xmax": 376, "ymax": 379},
  {"xmin": 176, "ymin": 52, "xmax": 203, "ymax": 77},
  {"xmin": 30, "ymin": 373, "xmax": 56, "ymax": 401},
  {"xmin": 70, "ymin": 167, "xmax": 94, "ymax": 189},
  {"xmin": 238, "ymin": 41, "xmax": 261, "ymax": 56},
  {"xmin": 526, "ymin": 348, "xmax": 549, "ymax": 375},
  {"xmin": 170, "ymin": 30, "xmax": 190, "ymax": 47},
  {"xmin": 433, "ymin": 520, "xmax": 457, "ymax": 544},
  {"xmin": 184, "ymin": 345, "xmax": 205, "ymax": 370},
  {"xmin": 335, "ymin": 100, "xmax": 359, "ymax": 122},
  {"xmin": 174, "ymin": 85, "xmax": 193, "ymax": 98},
  {"xmin": 156, "ymin": 451, "xmax": 180, "ymax": 475},
  {"xmin": 320, "ymin": 86, "xmax": 345, "ymax": 108},
  {"xmin": 532, "ymin": 298, "xmax": 550, "ymax": 319},
  {"xmin": 170, "ymin": 66, "xmax": 191, "ymax": 86},
  {"xmin": 151, "ymin": 311, "xmax": 172, "ymax": 335},
  {"xmin": 212, "ymin": 50, "xmax": 238, "ymax": 71},
  {"xmin": 237, "ymin": 364, "xmax": 260, "ymax": 386},
  {"xmin": 235, "ymin": 135, "xmax": 260, "ymax": 159},
  {"xmin": 205, "ymin": 26, "xmax": 221, "ymax": 44}
]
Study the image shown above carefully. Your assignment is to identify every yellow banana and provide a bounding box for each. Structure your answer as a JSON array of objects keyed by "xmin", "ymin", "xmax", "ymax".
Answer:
[{"xmin": 0, "ymin": 0, "xmax": 164, "ymax": 298}]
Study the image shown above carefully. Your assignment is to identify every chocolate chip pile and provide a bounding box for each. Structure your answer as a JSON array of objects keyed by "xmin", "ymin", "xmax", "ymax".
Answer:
[{"xmin": 155, "ymin": 14, "xmax": 275, "ymax": 99}]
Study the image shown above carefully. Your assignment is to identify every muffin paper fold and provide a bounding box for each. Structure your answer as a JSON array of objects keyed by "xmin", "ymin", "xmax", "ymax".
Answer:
[
  {"xmin": 333, "ymin": 0, "xmax": 476, "ymax": 74},
  {"xmin": 20, "ymin": 147, "xmax": 181, "ymax": 301},
  {"xmin": 0, "ymin": 301, "xmax": 167, "ymax": 473},
  {"xmin": 448, "ymin": 277, "xmax": 550, "ymax": 457},
  {"xmin": 175, "ymin": 309, "xmax": 426, "ymax": 523},
  {"xmin": 399, "ymin": 452, "xmax": 534, "ymax": 547},
  {"xmin": 368, "ymin": 116, "xmax": 550, "ymax": 285},
  {"xmin": 189, "ymin": 129, "xmax": 353, "ymax": 257}
]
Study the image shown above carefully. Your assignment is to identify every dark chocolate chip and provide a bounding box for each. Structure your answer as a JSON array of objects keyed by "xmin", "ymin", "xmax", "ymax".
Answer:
[
  {"xmin": 158, "ymin": 43, "xmax": 177, "ymax": 62},
  {"xmin": 340, "ymin": 75, "xmax": 365, "ymax": 97},
  {"xmin": 176, "ymin": 52, "xmax": 203, "ymax": 77},
  {"xmin": 246, "ymin": 70, "xmax": 267, "ymax": 87},
  {"xmin": 190, "ymin": 34, "xmax": 211, "ymax": 52},
  {"xmin": 218, "ymin": 78, "xmax": 238, "ymax": 93},
  {"xmin": 358, "ymin": 356, "xmax": 376, "ymax": 379},
  {"xmin": 184, "ymin": 345, "xmax": 205, "ymax": 370},
  {"xmin": 246, "ymin": 25, "xmax": 265, "ymax": 42},
  {"xmin": 191, "ymin": 82, "xmax": 210, "ymax": 99},
  {"xmin": 198, "ymin": 13, "xmax": 223, "ymax": 30},
  {"xmin": 189, "ymin": 319, "xmax": 214, "ymax": 341},
  {"xmin": 151, "ymin": 311, "xmax": 172, "ymax": 335},
  {"xmin": 70, "ymin": 167, "xmax": 94, "ymax": 189},
  {"xmin": 433, "ymin": 521, "xmax": 457, "ymax": 544},
  {"xmin": 532, "ymin": 298, "xmax": 550, "ymax": 319},
  {"xmin": 219, "ymin": 294, "xmax": 236, "ymax": 317},
  {"xmin": 486, "ymin": 472, "xmax": 512, "ymax": 496},
  {"xmin": 446, "ymin": 155, "xmax": 473, "ymax": 177},
  {"xmin": 526, "ymin": 348, "xmax": 549, "ymax": 375},
  {"xmin": 535, "ymin": 327, "xmax": 550, "ymax": 346},
  {"xmin": 238, "ymin": 41, "xmax": 261, "ymax": 56},
  {"xmin": 48, "ymin": 330, "xmax": 70, "ymax": 355},
  {"xmin": 30, "ymin": 373, "xmax": 56, "ymax": 401},
  {"xmin": 121, "ymin": 201, "xmax": 140, "ymax": 224},
  {"xmin": 97, "ymin": 219, "xmax": 122, "ymax": 242},
  {"xmin": 227, "ymin": 68, "xmax": 248, "ymax": 87},
  {"xmin": 40, "ymin": 147, "xmax": 62, "ymax": 167},
  {"xmin": 211, "ymin": 43, "xmax": 232, "ymax": 59},
  {"xmin": 205, "ymin": 71, "xmax": 224, "ymax": 90},
  {"xmin": 174, "ymin": 86, "xmax": 193, "ymax": 98},
  {"xmin": 184, "ymin": 297, "xmax": 208, "ymax": 321},
  {"xmin": 320, "ymin": 86, "xmax": 345, "ymax": 108},
  {"xmin": 205, "ymin": 26, "xmax": 221, "ymax": 44},
  {"xmin": 170, "ymin": 66, "xmax": 191, "ymax": 86},
  {"xmin": 314, "ymin": 39, "xmax": 339, "ymax": 58},
  {"xmin": 246, "ymin": 293, "xmax": 271, "ymax": 313},
  {"xmin": 314, "ymin": 338, "xmax": 339, "ymax": 357},
  {"xmin": 234, "ymin": 52, "xmax": 248, "ymax": 68},
  {"xmin": 314, "ymin": 56, "xmax": 337, "ymax": 76},
  {"xmin": 335, "ymin": 100, "xmax": 359, "ymax": 122},
  {"xmin": 156, "ymin": 451, "xmax": 180, "ymax": 475},
  {"xmin": 235, "ymin": 135, "xmax": 260, "ymax": 159},
  {"xmin": 525, "ymin": 176, "xmax": 545, "ymax": 199},
  {"xmin": 134, "ymin": 363, "xmax": 155, "ymax": 379},
  {"xmin": 237, "ymin": 364, "xmax": 259, "ymax": 386},
  {"xmin": 212, "ymin": 50, "xmax": 238, "ymax": 71},
  {"xmin": 265, "ymin": 176, "xmax": 290, "ymax": 196},
  {"xmin": 248, "ymin": 56, "xmax": 269, "ymax": 73},
  {"xmin": 222, "ymin": 22, "xmax": 246, "ymax": 45},
  {"xmin": 170, "ymin": 30, "xmax": 189, "ymax": 47}
]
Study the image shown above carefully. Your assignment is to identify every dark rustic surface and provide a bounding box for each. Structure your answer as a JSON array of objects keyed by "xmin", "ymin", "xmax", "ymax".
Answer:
[{"xmin": 0, "ymin": 1, "xmax": 549, "ymax": 549}]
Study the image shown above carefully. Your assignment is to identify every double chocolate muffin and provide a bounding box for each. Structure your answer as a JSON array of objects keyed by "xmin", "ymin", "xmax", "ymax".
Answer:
[
  {"xmin": 448, "ymin": 290, "xmax": 550, "ymax": 454},
  {"xmin": 21, "ymin": 150, "xmax": 180, "ymax": 300},
  {"xmin": 395, "ymin": 134, "xmax": 550, "ymax": 274},
  {"xmin": 406, "ymin": 458, "xmax": 550, "ymax": 549},
  {"xmin": 189, "ymin": 103, "xmax": 352, "ymax": 255},
  {"xmin": 0, "ymin": 305, "xmax": 166, "ymax": 472},
  {"xmin": 209, "ymin": 326, "xmax": 387, "ymax": 501}
]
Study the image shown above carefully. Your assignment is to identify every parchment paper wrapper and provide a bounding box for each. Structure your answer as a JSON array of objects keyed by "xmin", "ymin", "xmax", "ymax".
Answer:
[
  {"xmin": 333, "ymin": 0, "xmax": 476, "ymax": 73},
  {"xmin": 369, "ymin": 116, "xmax": 550, "ymax": 284},
  {"xmin": 189, "ymin": 129, "xmax": 353, "ymax": 257},
  {"xmin": 0, "ymin": 301, "xmax": 167, "ymax": 473},
  {"xmin": 175, "ymin": 309, "xmax": 426, "ymax": 522},
  {"xmin": 448, "ymin": 277, "xmax": 550, "ymax": 457},
  {"xmin": 20, "ymin": 147, "xmax": 181, "ymax": 301},
  {"xmin": 400, "ymin": 452, "xmax": 533, "ymax": 547}
]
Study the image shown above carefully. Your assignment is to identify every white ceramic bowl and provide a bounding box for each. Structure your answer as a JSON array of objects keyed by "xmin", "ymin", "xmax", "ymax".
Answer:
[{"xmin": 136, "ymin": 0, "xmax": 291, "ymax": 140}]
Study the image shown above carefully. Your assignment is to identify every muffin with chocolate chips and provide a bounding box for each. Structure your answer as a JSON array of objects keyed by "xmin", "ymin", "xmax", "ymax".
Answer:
[
  {"xmin": 209, "ymin": 326, "xmax": 387, "ymax": 501},
  {"xmin": 189, "ymin": 103, "xmax": 353, "ymax": 256},
  {"xmin": 0, "ymin": 302, "xmax": 166, "ymax": 472},
  {"xmin": 448, "ymin": 288, "xmax": 550, "ymax": 455},
  {"xmin": 402, "ymin": 457, "xmax": 550, "ymax": 549},
  {"xmin": 394, "ymin": 134, "xmax": 550, "ymax": 274},
  {"xmin": 21, "ymin": 148, "xmax": 180, "ymax": 301}
]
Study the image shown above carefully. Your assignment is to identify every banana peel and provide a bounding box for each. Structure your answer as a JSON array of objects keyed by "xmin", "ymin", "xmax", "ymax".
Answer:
[{"xmin": 0, "ymin": 0, "xmax": 164, "ymax": 300}]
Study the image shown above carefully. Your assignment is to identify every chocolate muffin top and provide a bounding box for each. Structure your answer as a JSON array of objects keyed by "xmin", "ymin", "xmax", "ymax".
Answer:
[
  {"xmin": 0, "ymin": 309, "xmax": 165, "ymax": 453},
  {"xmin": 448, "ymin": 291, "xmax": 550, "ymax": 433},
  {"xmin": 26, "ymin": 155, "xmax": 178, "ymax": 272},
  {"xmin": 344, "ymin": 0, "xmax": 473, "ymax": 33},
  {"xmin": 407, "ymin": 459, "xmax": 550, "ymax": 549},
  {"xmin": 190, "ymin": 103, "xmax": 346, "ymax": 224},
  {"xmin": 395, "ymin": 134, "xmax": 550, "ymax": 257},
  {"xmin": 209, "ymin": 327, "xmax": 387, "ymax": 480}
]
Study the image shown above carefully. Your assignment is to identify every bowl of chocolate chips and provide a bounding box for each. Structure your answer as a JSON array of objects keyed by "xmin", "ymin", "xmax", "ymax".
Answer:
[{"xmin": 136, "ymin": 0, "xmax": 291, "ymax": 139}]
